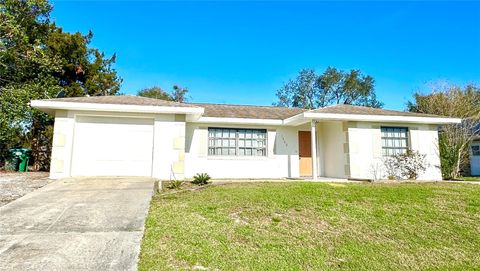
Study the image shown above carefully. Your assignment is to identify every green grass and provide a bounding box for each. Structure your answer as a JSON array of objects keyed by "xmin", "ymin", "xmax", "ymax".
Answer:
[
  {"xmin": 457, "ymin": 176, "xmax": 480, "ymax": 182},
  {"xmin": 139, "ymin": 182, "xmax": 480, "ymax": 271}
]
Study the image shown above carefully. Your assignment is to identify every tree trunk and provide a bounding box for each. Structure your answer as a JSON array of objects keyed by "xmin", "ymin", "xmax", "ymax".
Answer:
[
  {"xmin": 454, "ymin": 152, "xmax": 461, "ymax": 179},
  {"xmin": 454, "ymin": 142, "xmax": 468, "ymax": 179},
  {"xmin": 31, "ymin": 113, "xmax": 53, "ymax": 171}
]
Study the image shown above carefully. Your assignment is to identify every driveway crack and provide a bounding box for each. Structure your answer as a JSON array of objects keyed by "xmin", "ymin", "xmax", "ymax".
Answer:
[{"xmin": 44, "ymin": 206, "xmax": 70, "ymax": 233}]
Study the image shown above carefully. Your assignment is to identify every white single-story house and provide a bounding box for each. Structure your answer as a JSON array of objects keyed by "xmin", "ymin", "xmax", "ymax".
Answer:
[{"xmin": 31, "ymin": 96, "xmax": 461, "ymax": 180}]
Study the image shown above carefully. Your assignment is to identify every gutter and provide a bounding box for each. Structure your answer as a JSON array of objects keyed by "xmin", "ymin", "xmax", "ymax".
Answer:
[
  {"xmin": 284, "ymin": 112, "xmax": 462, "ymax": 125},
  {"xmin": 30, "ymin": 100, "xmax": 205, "ymax": 116}
]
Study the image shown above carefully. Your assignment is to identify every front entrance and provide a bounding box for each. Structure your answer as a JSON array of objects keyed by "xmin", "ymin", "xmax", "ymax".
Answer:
[{"xmin": 298, "ymin": 131, "xmax": 312, "ymax": 176}]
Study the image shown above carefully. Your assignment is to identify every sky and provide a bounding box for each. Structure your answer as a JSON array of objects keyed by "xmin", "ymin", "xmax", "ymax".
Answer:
[{"xmin": 50, "ymin": 1, "xmax": 480, "ymax": 110}]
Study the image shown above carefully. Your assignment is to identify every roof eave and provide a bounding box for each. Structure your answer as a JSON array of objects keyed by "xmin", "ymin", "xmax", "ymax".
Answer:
[
  {"xmin": 193, "ymin": 116, "xmax": 283, "ymax": 125},
  {"xmin": 30, "ymin": 100, "xmax": 205, "ymax": 116},
  {"xmin": 302, "ymin": 112, "xmax": 462, "ymax": 124},
  {"xmin": 283, "ymin": 113, "xmax": 308, "ymax": 126}
]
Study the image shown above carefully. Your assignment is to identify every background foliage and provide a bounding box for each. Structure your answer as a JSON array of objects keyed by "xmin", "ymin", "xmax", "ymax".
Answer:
[
  {"xmin": 0, "ymin": 0, "xmax": 122, "ymax": 169},
  {"xmin": 407, "ymin": 84, "xmax": 480, "ymax": 178},
  {"xmin": 275, "ymin": 67, "xmax": 383, "ymax": 109},
  {"xmin": 137, "ymin": 85, "xmax": 189, "ymax": 102}
]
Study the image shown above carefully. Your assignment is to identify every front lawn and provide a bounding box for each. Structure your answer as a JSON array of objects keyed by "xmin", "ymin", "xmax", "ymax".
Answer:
[{"xmin": 139, "ymin": 182, "xmax": 480, "ymax": 270}]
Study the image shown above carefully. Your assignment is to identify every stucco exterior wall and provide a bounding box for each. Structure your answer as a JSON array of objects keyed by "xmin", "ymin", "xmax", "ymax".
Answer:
[
  {"xmin": 50, "ymin": 110, "xmax": 75, "ymax": 179},
  {"xmin": 317, "ymin": 121, "xmax": 348, "ymax": 178},
  {"xmin": 410, "ymin": 125, "xmax": 442, "ymax": 180},
  {"xmin": 184, "ymin": 123, "xmax": 305, "ymax": 179},
  {"xmin": 347, "ymin": 123, "xmax": 442, "ymax": 180},
  {"xmin": 151, "ymin": 114, "xmax": 186, "ymax": 180}
]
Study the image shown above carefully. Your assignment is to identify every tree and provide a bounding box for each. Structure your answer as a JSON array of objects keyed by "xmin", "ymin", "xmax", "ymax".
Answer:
[
  {"xmin": 171, "ymin": 85, "xmax": 188, "ymax": 103},
  {"xmin": 1, "ymin": 0, "xmax": 58, "ymax": 168},
  {"xmin": 45, "ymin": 28, "xmax": 121, "ymax": 96},
  {"xmin": 275, "ymin": 69, "xmax": 319, "ymax": 109},
  {"xmin": 0, "ymin": 0, "xmax": 122, "ymax": 170},
  {"xmin": 274, "ymin": 67, "xmax": 383, "ymax": 109},
  {"xmin": 0, "ymin": 0, "xmax": 56, "ymax": 83},
  {"xmin": 407, "ymin": 84, "xmax": 480, "ymax": 179},
  {"xmin": 137, "ymin": 85, "xmax": 189, "ymax": 102},
  {"xmin": 137, "ymin": 86, "xmax": 172, "ymax": 100}
]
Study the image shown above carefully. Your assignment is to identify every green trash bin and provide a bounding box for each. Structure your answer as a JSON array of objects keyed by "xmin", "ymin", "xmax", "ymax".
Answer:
[
  {"xmin": 6, "ymin": 148, "xmax": 31, "ymax": 172},
  {"xmin": 5, "ymin": 148, "xmax": 20, "ymax": 171},
  {"xmin": 18, "ymin": 148, "xmax": 31, "ymax": 172}
]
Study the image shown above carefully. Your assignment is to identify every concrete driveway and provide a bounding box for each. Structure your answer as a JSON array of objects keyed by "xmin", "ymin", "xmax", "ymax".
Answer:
[{"xmin": 0, "ymin": 177, "xmax": 155, "ymax": 271}]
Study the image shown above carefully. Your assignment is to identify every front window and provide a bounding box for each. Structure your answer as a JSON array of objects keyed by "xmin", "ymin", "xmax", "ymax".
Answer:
[
  {"xmin": 208, "ymin": 128, "xmax": 267, "ymax": 156},
  {"xmin": 381, "ymin": 127, "xmax": 409, "ymax": 156},
  {"xmin": 472, "ymin": 145, "xmax": 480, "ymax": 156}
]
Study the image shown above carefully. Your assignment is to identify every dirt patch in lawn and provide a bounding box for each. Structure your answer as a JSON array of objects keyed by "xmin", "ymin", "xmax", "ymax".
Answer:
[{"xmin": 0, "ymin": 171, "xmax": 51, "ymax": 207}]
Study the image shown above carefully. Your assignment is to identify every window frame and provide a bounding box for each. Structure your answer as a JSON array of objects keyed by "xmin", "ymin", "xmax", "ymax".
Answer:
[
  {"xmin": 208, "ymin": 127, "xmax": 268, "ymax": 157},
  {"xmin": 472, "ymin": 144, "xmax": 480, "ymax": 156},
  {"xmin": 381, "ymin": 127, "xmax": 409, "ymax": 156}
]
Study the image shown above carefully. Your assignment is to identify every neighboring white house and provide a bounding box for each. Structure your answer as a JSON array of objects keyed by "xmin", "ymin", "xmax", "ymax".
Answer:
[
  {"xmin": 471, "ymin": 139, "xmax": 480, "ymax": 176},
  {"xmin": 31, "ymin": 96, "xmax": 461, "ymax": 180}
]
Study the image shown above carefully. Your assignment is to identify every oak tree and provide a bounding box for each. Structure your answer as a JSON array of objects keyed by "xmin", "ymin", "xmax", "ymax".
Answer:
[{"xmin": 275, "ymin": 67, "xmax": 382, "ymax": 109}]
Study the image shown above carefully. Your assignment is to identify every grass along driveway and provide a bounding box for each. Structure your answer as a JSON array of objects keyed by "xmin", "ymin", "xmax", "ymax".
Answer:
[
  {"xmin": 139, "ymin": 182, "xmax": 480, "ymax": 270},
  {"xmin": 457, "ymin": 176, "xmax": 480, "ymax": 182}
]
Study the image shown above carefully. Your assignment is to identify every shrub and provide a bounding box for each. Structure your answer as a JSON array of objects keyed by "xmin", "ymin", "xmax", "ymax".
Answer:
[
  {"xmin": 382, "ymin": 150, "xmax": 428, "ymax": 180},
  {"xmin": 192, "ymin": 173, "xmax": 210, "ymax": 185},
  {"xmin": 166, "ymin": 180, "xmax": 182, "ymax": 190},
  {"xmin": 383, "ymin": 156, "xmax": 400, "ymax": 180},
  {"xmin": 438, "ymin": 134, "xmax": 461, "ymax": 179},
  {"xmin": 400, "ymin": 150, "xmax": 428, "ymax": 179}
]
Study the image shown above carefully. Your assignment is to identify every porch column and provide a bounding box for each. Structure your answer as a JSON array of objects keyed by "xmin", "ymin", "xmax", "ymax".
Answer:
[{"xmin": 311, "ymin": 120, "xmax": 318, "ymax": 180}]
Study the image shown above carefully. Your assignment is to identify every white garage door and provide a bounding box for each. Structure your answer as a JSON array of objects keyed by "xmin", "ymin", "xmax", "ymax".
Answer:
[{"xmin": 71, "ymin": 116, "xmax": 154, "ymax": 177}]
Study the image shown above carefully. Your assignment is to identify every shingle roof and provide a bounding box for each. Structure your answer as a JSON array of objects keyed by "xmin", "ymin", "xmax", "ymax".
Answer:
[
  {"xmin": 39, "ymin": 96, "xmax": 451, "ymax": 120},
  {"xmin": 44, "ymin": 95, "xmax": 199, "ymax": 108},
  {"xmin": 190, "ymin": 103, "xmax": 307, "ymax": 120},
  {"xmin": 310, "ymin": 104, "xmax": 446, "ymax": 118}
]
